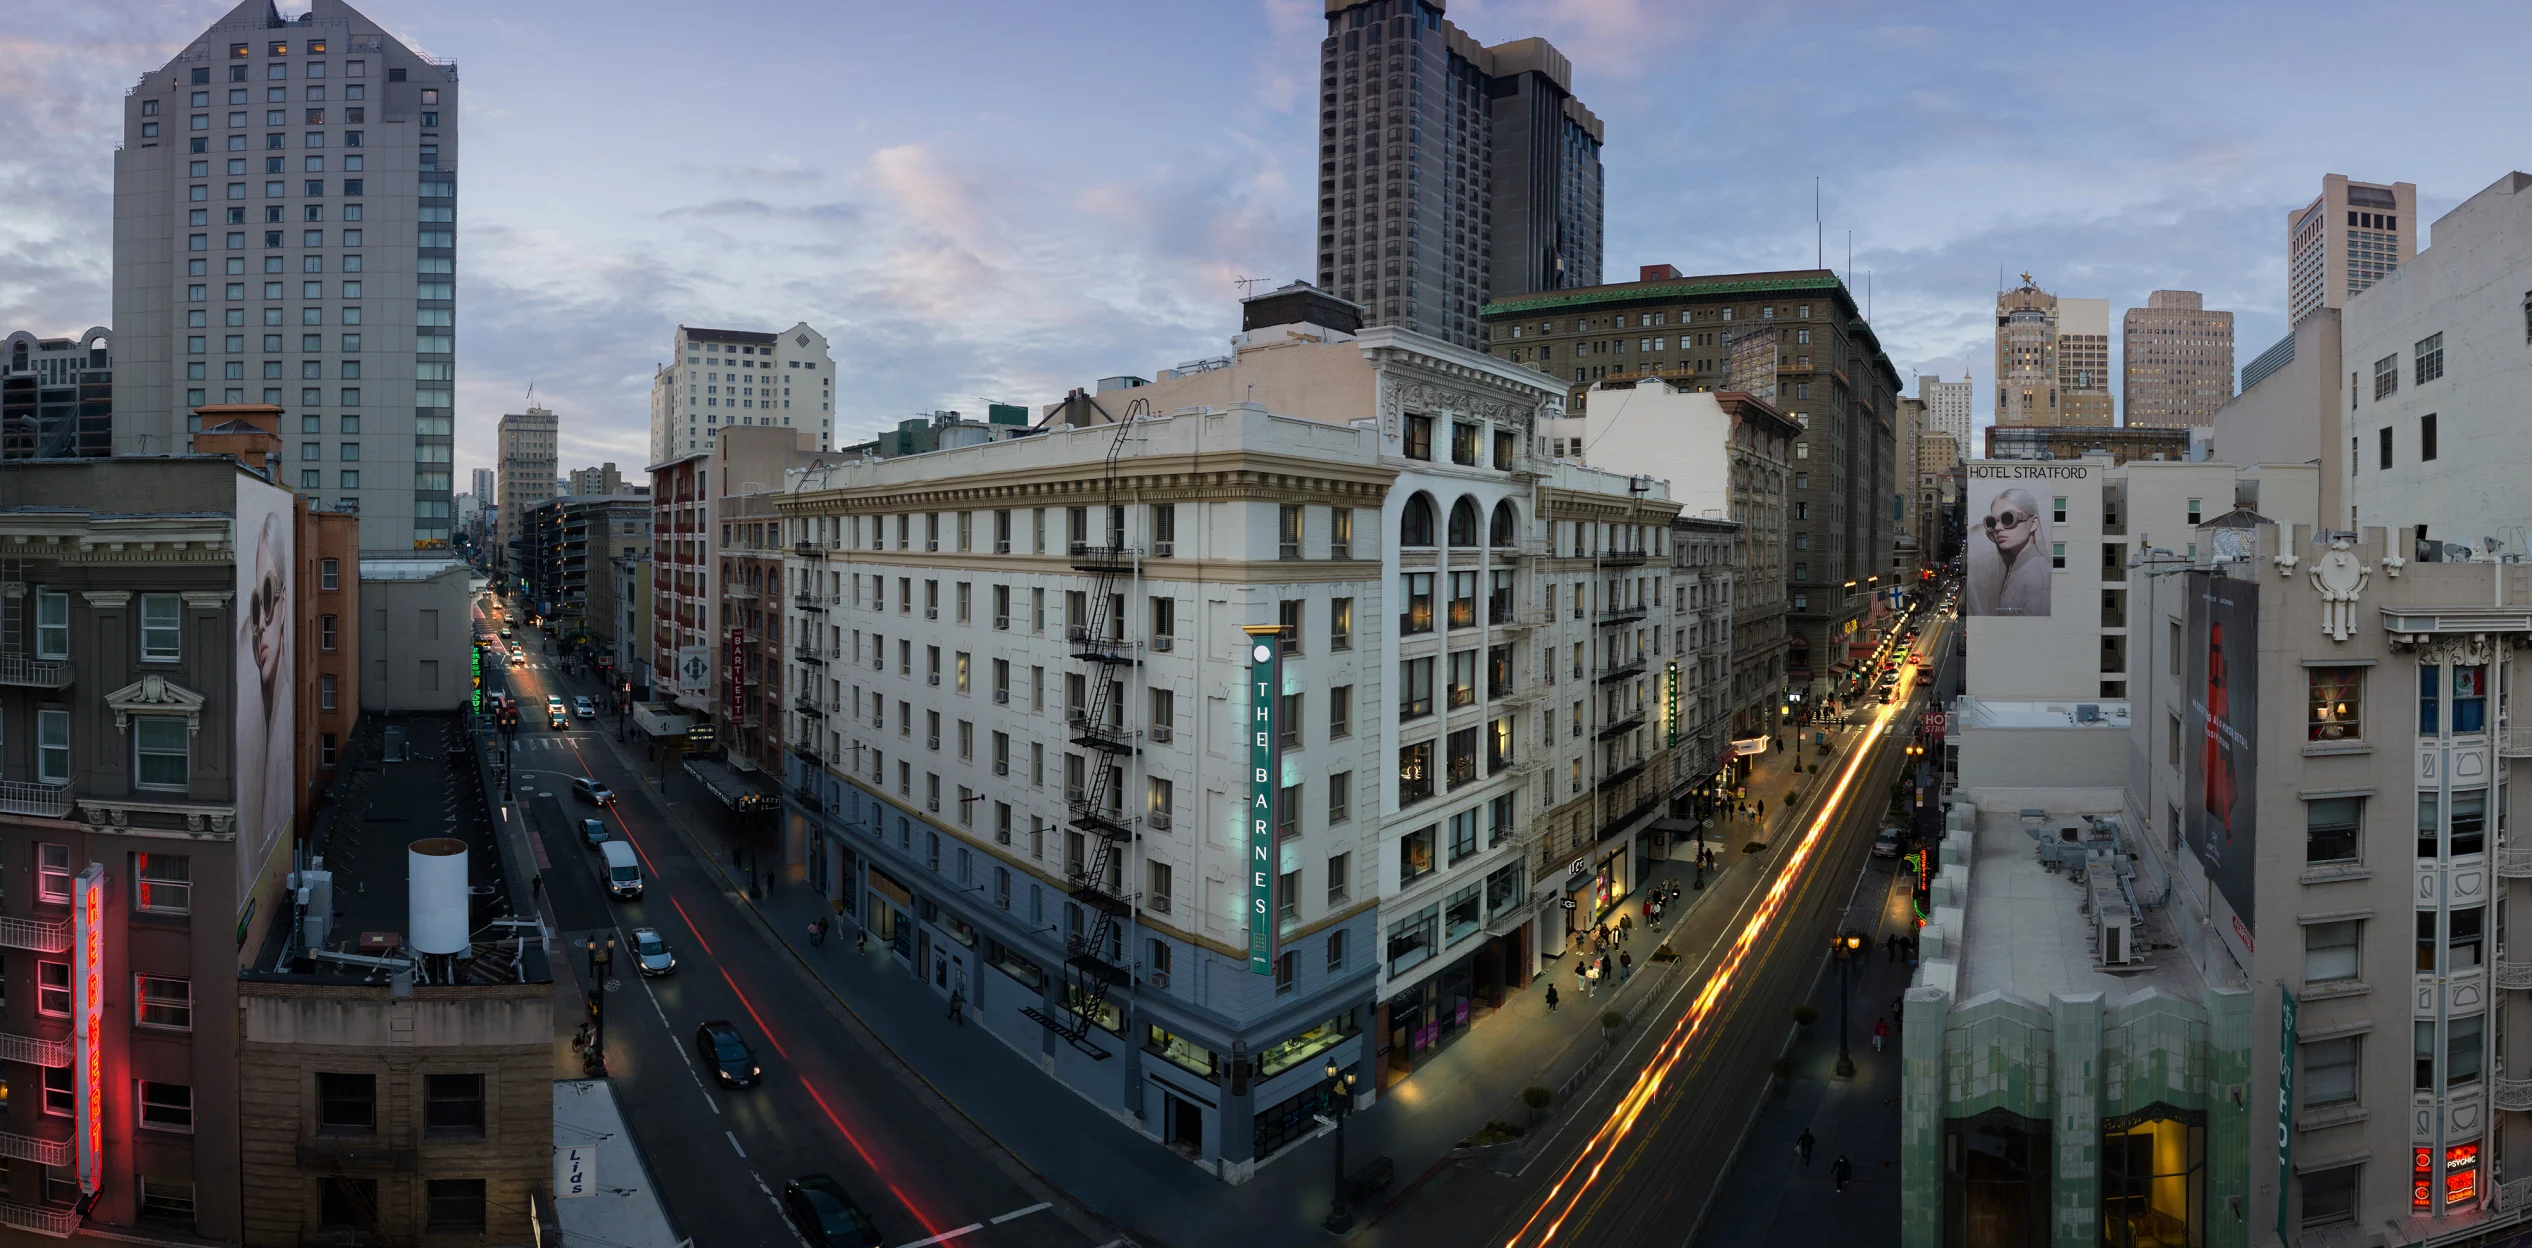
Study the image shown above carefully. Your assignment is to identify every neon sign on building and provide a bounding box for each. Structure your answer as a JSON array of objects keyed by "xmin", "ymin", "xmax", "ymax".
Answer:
[{"xmin": 72, "ymin": 862, "xmax": 104, "ymax": 1197}]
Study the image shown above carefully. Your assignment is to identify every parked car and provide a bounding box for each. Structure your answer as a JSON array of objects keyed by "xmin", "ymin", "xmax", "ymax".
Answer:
[
  {"xmin": 572, "ymin": 777, "xmax": 615, "ymax": 806},
  {"xmin": 781, "ymin": 1174, "xmax": 884, "ymax": 1247},
  {"xmin": 632, "ymin": 927, "xmax": 676, "ymax": 977},
  {"xmin": 579, "ymin": 818, "xmax": 609, "ymax": 848},
  {"xmin": 695, "ymin": 1020, "xmax": 761, "ymax": 1088},
  {"xmin": 1873, "ymin": 827, "xmax": 1903, "ymax": 858}
]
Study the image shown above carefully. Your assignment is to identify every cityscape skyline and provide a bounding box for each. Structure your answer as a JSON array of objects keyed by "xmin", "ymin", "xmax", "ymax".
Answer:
[{"xmin": 6, "ymin": 0, "xmax": 2529, "ymax": 483}]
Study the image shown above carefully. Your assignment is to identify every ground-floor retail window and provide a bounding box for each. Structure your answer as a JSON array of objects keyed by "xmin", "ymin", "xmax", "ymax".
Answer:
[
  {"xmin": 1253, "ymin": 1074, "xmax": 1345, "ymax": 1161},
  {"xmin": 1943, "ymin": 1109, "xmax": 2048, "ymax": 1248},
  {"xmin": 2101, "ymin": 1107, "xmax": 2204, "ymax": 1247}
]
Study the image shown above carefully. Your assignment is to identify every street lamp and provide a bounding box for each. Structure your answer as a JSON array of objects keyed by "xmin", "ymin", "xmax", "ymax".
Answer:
[
  {"xmin": 584, "ymin": 936, "xmax": 616, "ymax": 1075},
  {"xmin": 1321, "ymin": 1058, "xmax": 1361, "ymax": 1233},
  {"xmin": 1832, "ymin": 931, "xmax": 1866, "ymax": 1077}
]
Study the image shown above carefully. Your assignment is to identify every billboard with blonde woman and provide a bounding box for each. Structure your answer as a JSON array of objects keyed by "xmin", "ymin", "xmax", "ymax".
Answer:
[
  {"xmin": 1963, "ymin": 464, "xmax": 2076, "ymax": 617},
  {"xmin": 235, "ymin": 479, "xmax": 295, "ymax": 912}
]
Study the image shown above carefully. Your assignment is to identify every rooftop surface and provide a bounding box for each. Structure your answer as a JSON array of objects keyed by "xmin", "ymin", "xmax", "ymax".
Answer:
[
  {"xmin": 252, "ymin": 710, "xmax": 549, "ymax": 984},
  {"xmin": 1953, "ymin": 695, "xmax": 2133, "ymax": 731},
  {"xmin": 1957, "ymin": 801, "xmax": 2203, "ymax": 1006}
]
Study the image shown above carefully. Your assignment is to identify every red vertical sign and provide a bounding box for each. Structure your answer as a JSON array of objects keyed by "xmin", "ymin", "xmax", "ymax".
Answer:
[
  {"xmin": 73, "ymin": 863, "xmax": 104, "ymax": 1196},
  {"xmin": 728, "ymin": 627, "xmax": 745, "ymax": 724}
]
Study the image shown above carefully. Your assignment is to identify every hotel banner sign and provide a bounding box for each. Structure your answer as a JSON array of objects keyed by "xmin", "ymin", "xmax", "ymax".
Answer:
[{"xmin": 1243, "ymin": 625, "xmax": 1283, "ymax": 976}]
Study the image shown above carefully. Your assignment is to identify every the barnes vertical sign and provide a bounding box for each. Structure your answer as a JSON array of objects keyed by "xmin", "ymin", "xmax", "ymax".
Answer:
[{"xmin": 1242, "ymin": 625, "xmax": 1283, "ymax": 975}]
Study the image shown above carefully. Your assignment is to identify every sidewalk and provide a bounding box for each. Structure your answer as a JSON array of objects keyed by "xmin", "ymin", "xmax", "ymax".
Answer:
[{"xmin": 578, "ymin": 658, "xmax": 1879, "ymax": 1246}]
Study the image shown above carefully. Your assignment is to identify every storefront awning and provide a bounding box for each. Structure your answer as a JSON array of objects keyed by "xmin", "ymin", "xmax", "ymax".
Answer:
[{"xmin": 684, "ymin": 756, "xmax": 779, "ymax": 810}]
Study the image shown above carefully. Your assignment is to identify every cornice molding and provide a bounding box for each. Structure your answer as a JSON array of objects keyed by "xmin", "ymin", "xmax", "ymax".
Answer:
[
  {"xmin": 82, "ymin": 591, "xmax": 133, "ymax": 608},
  {"xmin": 105, "ymin": 673, "xmax": 208, "ymax": 736}
]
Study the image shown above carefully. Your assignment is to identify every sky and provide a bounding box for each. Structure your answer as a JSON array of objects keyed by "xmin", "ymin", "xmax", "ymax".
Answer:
[{"xmin": 6, "ymin": 0, "xmax": 2532, "ymax": 487}]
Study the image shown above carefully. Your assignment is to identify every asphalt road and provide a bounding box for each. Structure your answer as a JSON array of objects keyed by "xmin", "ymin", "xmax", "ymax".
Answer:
[
  {"xmin": 1359, "ymin": 607, "xmax": 1952, "ymax": 1248},
  {"xmin": 474, "ymin": 590, "xmax": 1110, "ymax": 1248}
]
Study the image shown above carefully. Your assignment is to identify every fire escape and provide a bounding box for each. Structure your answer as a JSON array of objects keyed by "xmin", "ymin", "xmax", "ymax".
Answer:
[{"xmin": 1020, "ymin": 402, "xmax": 1143, "ymax": 1056}]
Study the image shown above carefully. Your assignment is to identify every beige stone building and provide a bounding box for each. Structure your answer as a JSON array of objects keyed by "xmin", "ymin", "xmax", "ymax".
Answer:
[
  {"xmin": 2121, "ymin": 290, "xmax": 2235, "ymax": 428},
  {"xmin": 1536, "ymin": 382, "xmax": 1798, "ymax": 737},
  {"xmin": 2291, "ymin": 174, "xmax": 2417, "ymax": 326},
  {"xmin": 493, "ymin": 407, "xmax": 555, "ymax": 575},
  {"xmin": 2056, "ymin": 297, "xmax": 2112, "ymax": 426},
  {"xmin": 772, "ymin": 290, "xmax": 1699, "ymax": 1179},
  {"xmin": 1995, "ymin": 275, "xmax": 2059, "ymax": 427}
]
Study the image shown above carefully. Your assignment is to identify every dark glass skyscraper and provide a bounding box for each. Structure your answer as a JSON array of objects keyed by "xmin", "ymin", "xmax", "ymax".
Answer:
[{"xmin": 1313, "ymin": 0, "xmax": 1602, "ymax": 351}]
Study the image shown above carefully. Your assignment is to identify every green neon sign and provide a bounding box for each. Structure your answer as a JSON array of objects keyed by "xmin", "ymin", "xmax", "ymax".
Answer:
[{"xmin": 1243, "ymin": 625, "xmax": 1282, "ymax": 976}]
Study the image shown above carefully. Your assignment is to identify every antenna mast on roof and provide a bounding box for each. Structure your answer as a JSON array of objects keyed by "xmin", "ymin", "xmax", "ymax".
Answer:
[{"xmin": 1234, "ymin": 275, "xmax": 1268, "ymax": 299}]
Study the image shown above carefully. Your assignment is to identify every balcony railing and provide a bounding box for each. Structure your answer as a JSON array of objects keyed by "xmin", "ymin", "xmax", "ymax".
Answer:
[
  {"xmin": 794, "ymin": 540, "xmax": 826, "ymax": 559},
  {"xmin": 1596, "ymin": 657, "xmax": 1648, "ymax": 684},
  {"xmin": 794, "ymin": 645, "xmax": 825, "ymax": 666},
  {"xmin": 0, "ymin": 1199, "xmax": 76, "ymax": 1238},
  {"xmin": 792, "ymin": 593, "xmax": 833, "ymax": 612},
  {"xmin": 2498, "ymin": 842, "xmax": 2532, "ymax": 880},
  {"xmin": 1596, "ymin": 548, "xmax": 1651, "ymax": 568},
  {"xmin": 1596, "ymin": 603, "xmax": 1649, "ymax": 627},
  {"xmin": 2501, "ymin": 725, "xmax": 2532, "ymax": 758},
  {"xmin": 2497, "ymin": 1076, "xmax": 2532, "ymax": 1112},
  {"xmin": 0, "ymin": 657, "xmax": 71, "ymax": 689},
  {"xmin": 1488, "ymin": 600, "xmax": 1542, "ymax": 631},
  {"xmin": 0, "ymin": 782, "xmax": 73, "ymax": 821},
  {"xmin": 0, "ymin": 1130, "xmax": 67, "ymax": 1168},
  {"xmin": 2497, "ymin": 960, "xmax": 2532, "ymax": 990},
  {"xmin": 1064, "ymin": 870, "xmax": 1137, "ymax": 918},
  {"xmin": 1597, "ymin": 708, "xmax": 1647, "ymax": 740},
  {"xmin": 0, "ymin": 1032, "xmax": 69, "ymax": 1068},
  {"xmin": 1069, "ymin": 718, "xmax": 1141, "ymax": 755},
  {"xmin": 1067, "ymin": 543, "xmax": 1139, "ymax": 573},
  {"xmin": 1066, "ymin": 799, "xmax": 1135, "ymax": 841},
  {"xmin": 0, "ymin": 917, "xmax": 69, "ymax": 954}
]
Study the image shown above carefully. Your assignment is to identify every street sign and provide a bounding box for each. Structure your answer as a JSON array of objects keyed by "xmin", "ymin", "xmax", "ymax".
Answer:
[{"xmin": 686, "ymin": 723, "xmax": 718, "ymax": 747}]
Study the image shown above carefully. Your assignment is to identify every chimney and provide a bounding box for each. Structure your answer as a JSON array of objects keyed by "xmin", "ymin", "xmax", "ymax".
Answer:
[{"xmin": 190, "ymin": 402, "xmax": 286, "ymax": 477}]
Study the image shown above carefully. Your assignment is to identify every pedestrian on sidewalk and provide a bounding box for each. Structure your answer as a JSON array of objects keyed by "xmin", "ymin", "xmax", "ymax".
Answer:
[
  {"xmin": 1872, "ymin": 1017, "xmax": 1890, "ymax": 1052},
  {"xmin": 947, "ymin": 990, "xmax": 965, "ymax": 1025},
  {"xmin": 1618, "ymin": 950, "xmax": 1633, "ymax": 982},
  {"xmin": 1885, "ymin": 933, "xmax": 1897, "ymax": 963},
  {"xmin": 1576, "ymin": 962, "xmax": 1589, "ymax": 998},
  {"xmin": 1584, "ymin": 962, "xmax": 1600, "ymax": 996},
  {"xmin": 1831, "ymin": 1154, "xmax": 1853, "ymax": 1193},
  {"xmin": 1545, "ymin": 983, "xmax": 1560, "ymax": 1013},
  {"xmin": 856, "ymin": 927, "xmax": 868, "ymax": 954},
  {"xmin": 810, "ymin": 918, "xmax": 827, "ymax": 946},
  {"xmin": 1597, "ymin": 953, "xmax": 1612, "ymax": 984},
  {"xmin": 1795, "ymin": 1127, "xmax": 1815, "ymax": 1165},
  {"xmin": 1618, "ymin": 914, "xmax": 1633, "ymax": 945}
]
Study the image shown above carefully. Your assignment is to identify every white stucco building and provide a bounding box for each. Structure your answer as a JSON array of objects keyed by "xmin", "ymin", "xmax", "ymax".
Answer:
[
  {"xmin": 2343, "ymin": 170, "xmax": 2532, "ymax": 557},
  {"xmin": 648, "ymin": 323, "xmax": 833, "ymax": 464}
]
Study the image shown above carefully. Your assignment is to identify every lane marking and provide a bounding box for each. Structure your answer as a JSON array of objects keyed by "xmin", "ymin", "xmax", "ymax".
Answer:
[
  {"xmin": 892, "ymin": 1224, "xmax": 983, "ymax": 1248},
  {"xmin": 989, "ymin": 1202, "xmax": 1052, "ymax": 1225},
  {"xmin": 639, "ymin": 976, "xmax": 719, "ymax": 1113},
  {"xmin": 726, "ymin": 1130, "xmax": 746, "ymax": 1158}
]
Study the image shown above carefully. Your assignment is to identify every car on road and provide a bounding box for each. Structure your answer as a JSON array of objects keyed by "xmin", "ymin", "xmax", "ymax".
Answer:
[
  {"xmin": 632, "ymin": 927, "xmax": 676, "ymax": 977},
  {"xmin": 579, "ymin": 818, "xmax": 609, "ymax": 848},
  {"xmin": 548, "ymin": 708, "xmax": 571, "ymax": 730},
  {"xmin": 780, "ymin": 1174, "xmax": 883, "ymax": 1247},
  {"xmin": 572, "ymin": 777, "xmax": 615, "ymax": 806},
  {"xmin": 1874, "ymin": 827, "xmax": 1903, "ymax": 858},
  {"xmin": 1913, "ymin": 653, "xmax": 1929, "ymax": 667},
  {"xmin": 695, "ymin": 1020, "xmax": 761, "ymax": 1088},
  {"xmin": 499, "ymin": 627, "xmax": 514, "ymax": 640},
  {"xmin": 574, "ymin": 697, "xmax": 597, "ymax": 720},
  {"xmin": 546, "ymin": 694, "xmax": 566, "ymax": 715},
  {"xmin": 511, "ymin": 651, "xmax": 530, "ymax": 668},
  {"xmin": 600, "ymin": 839, "xmax": 643, "ymax": 900}
]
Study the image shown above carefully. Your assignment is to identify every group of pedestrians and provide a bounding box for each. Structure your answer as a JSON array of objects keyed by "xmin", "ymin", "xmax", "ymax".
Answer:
[{"xmin": 1794, "ymin": 1128, "xmax": 1857, "ymax": 1193}]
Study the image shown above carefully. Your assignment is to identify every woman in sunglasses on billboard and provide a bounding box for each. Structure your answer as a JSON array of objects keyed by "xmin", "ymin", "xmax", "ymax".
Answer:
[{"xmin": 1965, "ymin": 486, "xmax": 2053, "ymax": 616}]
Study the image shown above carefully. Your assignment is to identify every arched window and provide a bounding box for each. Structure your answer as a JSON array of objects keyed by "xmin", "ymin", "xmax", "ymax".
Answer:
[
  {"xmin": 1447, "ymin": 496, "xmax": 1481, "ymax": 547},
  {"xmin": 1489, "ymin": 500, "xmax": 1518, "ymax": 547},
  {"xmin": 1401, "ymin": 493, "xmax": 1437, "ymax": 547}
]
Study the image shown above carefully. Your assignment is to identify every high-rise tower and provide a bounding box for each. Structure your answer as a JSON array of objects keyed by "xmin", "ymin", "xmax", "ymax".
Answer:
[
  {"xmin": 647, "ymin": 323, "xmax": 833, "ymax": 465},
  {"xmin": 1313, "ymin": 0, "xmax": 1602, "ymax": 351},
  {"xmin": 112, "ymin": 0, "xmax": 458, "ymax": 552},
  {"xmin": 2121, "ymin": 290, "xmax": 2235, "ymax": 428},
  {"xmin": 2289, "ymin": 175, "xmax": 2416, "ymax": 326}
]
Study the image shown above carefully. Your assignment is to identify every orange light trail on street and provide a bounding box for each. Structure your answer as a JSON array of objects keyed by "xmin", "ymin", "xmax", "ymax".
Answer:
[{"xmin": 1502, "ymin": 660, "xmax": 1922, "ymax": 1248}]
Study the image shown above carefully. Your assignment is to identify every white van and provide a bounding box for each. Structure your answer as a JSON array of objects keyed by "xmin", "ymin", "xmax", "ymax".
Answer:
[{"xmin": 600, "ymin": 840, "xmax": 643, "ymax": 900}]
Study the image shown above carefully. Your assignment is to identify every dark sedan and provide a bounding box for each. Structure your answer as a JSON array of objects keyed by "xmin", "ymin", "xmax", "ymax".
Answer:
[
  {"xmin": 781, "ymin": 1174, "xmax": 884, "ymax": 1247},
  {"xmin": 694, "ymin": 1020, "xmax": 760, "ymax": 1088}
]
